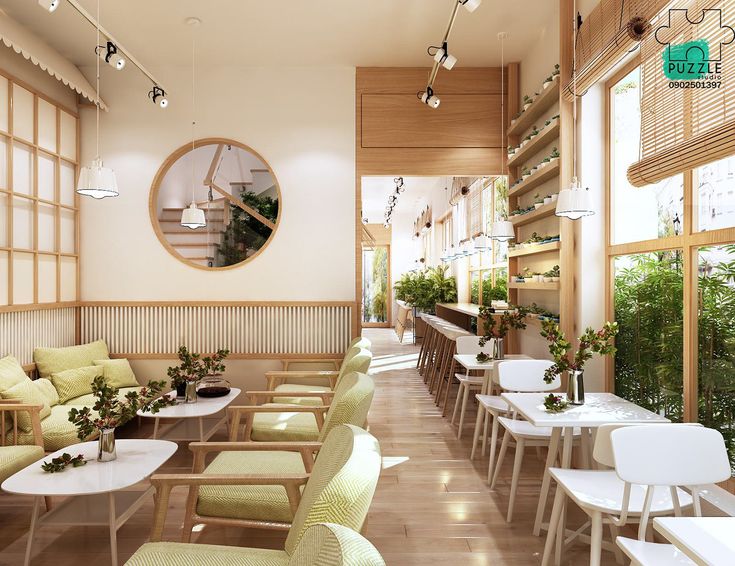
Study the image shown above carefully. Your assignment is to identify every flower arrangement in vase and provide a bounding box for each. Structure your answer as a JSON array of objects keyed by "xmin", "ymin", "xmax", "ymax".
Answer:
[
  {"xmin": 539, "ymin": 319, "xmax": 618, "ymax": 407},
  {"xmin": 68, "ymin": 377, "xmax": 175, "ymax": 462},
  {"xmin": 477, "ymin": 305, "xmax": 529, "ymax": 361},
  {"xmin": 167, "ymin": 346, "xmax": 230, "ymax": 403}
]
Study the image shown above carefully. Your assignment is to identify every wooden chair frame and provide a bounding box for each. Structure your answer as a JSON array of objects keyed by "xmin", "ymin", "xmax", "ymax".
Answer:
[
  {"xmin": 227, "ymin": 403, "xmax": 330, "ymax": 442},
  {"xmin": 0, "ymin": 401, "xmax": 44, "ymax": 449},
  {"xmin": 265, "ymin": 370, "xmax": 339, "ymax": 391}
]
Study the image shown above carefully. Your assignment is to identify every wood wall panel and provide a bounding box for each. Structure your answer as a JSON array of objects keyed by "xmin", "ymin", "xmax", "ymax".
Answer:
[{"xmin": 361, "ymin": 94, "xmax": 502, "ymax": 148}]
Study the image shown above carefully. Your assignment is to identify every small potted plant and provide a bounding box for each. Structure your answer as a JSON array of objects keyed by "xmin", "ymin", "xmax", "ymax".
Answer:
[
  {"xmin": 534, "ymin": 194, "xmax": 545, "ymax": 209},
  {"xmin": 530, "ymin": 125, "xmax": 540, "ymax": 138},
  {"xmin": 68, "ymin": 377, "xmax": 175, "ymax": 462},
  {"xmin": 543, "ymin": 74, "xmax": 554, "ymax": 89},
  {"xmin": 478, "ymin": 305, "xmax": 529, "ymax": 360},
  {"xmin": 514, "ymin": 272, "xmax": 525, "ymax": 283},
  {"xmin": 507, "ymin": 145, "xmax": 516, "ymax": 156},
  {"xmin": 543, "ymin": 194, "xmax": 553, "ymax": 205},
  {"xmin": 549, "ymin": 147, "xmax": 560, "ymax": 163},
  {"xmin": 540, "ymin": 319, "xmax": 618, "ymax": 405},
  {"xmin": 521, "ymin": 166, "xmax": 531, "ymax": 180},
  {"xmin": 167, "ymin": 346, "xmax": 230, "ymax": 403},
  {"xmin": 552, "ymin": 64, "xmax": 560, "ymax": 78},
  {"xmin": 549, "ymin": 265, "xmax": 560, "ymax": 282},
  {"xmin": 551, "ymin": 192, "xmax": 559, "ymax": 202},
  {"xmin": 522, "ymin": 95, "xmax": 533, "ymax": 111}
]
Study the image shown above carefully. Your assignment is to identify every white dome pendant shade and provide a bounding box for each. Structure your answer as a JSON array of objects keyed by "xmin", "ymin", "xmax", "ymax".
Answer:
[
  {"xmin": 181, "ymin": 202, "xmax": 206, "ymax": 229},
  {"xmin": 474, "ymin": 234, "xmax": 491, "ymax": 249},
  {"xmin": 490, "ymin": 220, "xmax": 515, "ymax": 242},
  {"xmin": 555, "ymin": 176, "xmax": 594, "ymax": 220},
  {"xmin": 76, "ymin": 158, "xmax": 118, "ymax": 199}
]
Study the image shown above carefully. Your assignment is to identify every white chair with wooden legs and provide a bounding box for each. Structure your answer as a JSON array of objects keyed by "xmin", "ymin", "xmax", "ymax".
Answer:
[
  {"xmin": 449, "ymin": 336, "xmax": 495, "ymax": 439},
  {"xmin": 470, "ymin": 362, "xmax": 508, "ymax": 463},
  {"xmin": 433, "ymin": 328, "xmax": 471, "ymax": 408},
  {"xmin": 542, "ymin": 424, "xmax": 731, "ymax": 566},
  {"xmin": 490, "ymin": 360, "xmax": 576, "ymax": 523}
]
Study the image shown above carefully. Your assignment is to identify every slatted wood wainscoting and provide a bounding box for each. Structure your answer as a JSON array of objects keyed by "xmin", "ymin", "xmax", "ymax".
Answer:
[
  {"xmin": 79, "ymin": 302, "xmax": 358, "ymax": 359},
  {"xmin": 0, "ymin": 307, "xmax": 77, "ymax": 365}
]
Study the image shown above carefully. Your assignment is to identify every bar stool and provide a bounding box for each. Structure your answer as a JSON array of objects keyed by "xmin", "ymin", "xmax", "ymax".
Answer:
[
  {"xmin": 418, "ymin": 315, "xmax": 441, "ymax": 379},
  {"xmin": 433, "ymin": 327, "xmax": 472, "ymax": 407}
]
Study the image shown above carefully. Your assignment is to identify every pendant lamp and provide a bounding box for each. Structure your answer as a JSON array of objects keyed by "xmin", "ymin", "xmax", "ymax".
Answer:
[
  {"xmin": 556, "ymin": 0, "xmax": 594, "ymax": 220},
  {"xmin": 474, "ymin": 233, "xmax": 491, "ymax": 249},
  {"xmin": 77, "ymin": 0, "xmax": 118, "ymax": 199},
  {"xmin": 489, "ymin": 33, "xmax": 515, "ymax": 241},
  {"xmin": 181, "ymin": 18, "xmax": 206, "ymax": 230}
]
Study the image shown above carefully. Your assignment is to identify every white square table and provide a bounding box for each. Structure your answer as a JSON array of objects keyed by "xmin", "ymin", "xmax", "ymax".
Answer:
[
  {"xmin": 653, "ymin": 517, "xmax": 735, "ymax": 565},
  {"xmin": 137, "ymin": 388, "xmax": 241, "ymax": 442},
  {"xmin": 500, "ymin": 392, "xmax": 669, "ymax": 536},
  {"xmin": 2, "ymin": 439, "xmax": 177, "ymax": 566}
]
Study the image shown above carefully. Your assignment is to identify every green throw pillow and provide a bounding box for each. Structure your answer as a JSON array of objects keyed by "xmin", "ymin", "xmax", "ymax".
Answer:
[
  {"xmin": 34, "ymin": 340, "xmax": 110, "ymax": 379},
  {"xmin": 0, "ymin": 355, "xmax": 28, "ymax": 394},
  {"xmin": 50, "ymin": 365, "xmax": 103, "ymax": 404},
  {"xmin": 33, "ymin": 378, "xmax": 59, "ymax": 407},
  {"xmin": 93, "ymin": 359, "xmax": 139, "ymax": 388},
  {"xmin": 2, "ymin": 379, "xmax": 51, "ymax": 431}
]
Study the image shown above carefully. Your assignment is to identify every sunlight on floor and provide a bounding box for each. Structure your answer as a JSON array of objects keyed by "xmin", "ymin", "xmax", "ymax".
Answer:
[
  {"xmin": 381, "ymin": 456, "xmax": 410, "ymax": 469},
  {"xmin": 368, "ymin": 352, "xmax": 419, "ymax": 374}
]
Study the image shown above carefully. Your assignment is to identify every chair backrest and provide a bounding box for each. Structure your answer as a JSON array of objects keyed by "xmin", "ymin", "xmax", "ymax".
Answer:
[
  {"xmin": 611, "ymin": 424, "xmax": 730, "ymax": 487},
  {"xmin": 496, "ymin": 360, "xmax": 558, "ymax": 392},
  {"xmin": 285, "ymin": 425, "xmax": 382, "ymax": 555},
  {"xmin": 348, "ymin": 336, "xmax": 372, "ymax": 352},
  {"xmin": 319, "ymin": 373, "xmax": 375, "ymax": 442},
  {"xmin": 338, "ymin": 349, "xmax": 372, "ymax": 382},
  {"xmin": 455, "ymin": 335, "xmax": 494, "ymax": 355},
  {"xmin": 288, "ymin": 523, "xmax": 386, "ymax": 565},
  {"xmin": 593, "ymin": 423, "xmax": 703, "ymax": 468}
]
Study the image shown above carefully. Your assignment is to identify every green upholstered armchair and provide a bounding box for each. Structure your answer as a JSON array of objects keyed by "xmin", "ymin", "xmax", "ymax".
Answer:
[
  {"xmin": 125, "ymin": 522, "xmax": 386, "ymax": 566},
  {"xmin": 232, "ymin": 372, "xmax": 374, "ymax": 442},
  {"xmin": 146, "ymin": 424, "xmax": 381, "ymax": 544},
  {"xmin": 0, "ymin": 401, "xmax": 45, "ymax": 485}
]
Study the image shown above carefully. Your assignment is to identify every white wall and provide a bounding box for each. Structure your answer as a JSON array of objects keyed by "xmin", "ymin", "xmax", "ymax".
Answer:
[{"xmin": 79, "ymin": 66, "xmax": 355, "ymax": 301}]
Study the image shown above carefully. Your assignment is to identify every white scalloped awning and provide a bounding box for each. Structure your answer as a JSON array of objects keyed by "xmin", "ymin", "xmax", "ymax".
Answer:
[{"xmin": 0, "ymin": 10, "xmax": 107, "ymax": 110}]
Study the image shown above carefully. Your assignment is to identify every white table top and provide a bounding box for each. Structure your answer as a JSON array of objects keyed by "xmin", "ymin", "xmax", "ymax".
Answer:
[
  {"xmin": 454, "ymin": 354, "xmax": 532, "ymax": 371},
  {"xmin": 137, "ymin": 388, "xmax": 241, "ymax": 418},
  {"xmin": 2, "ymin": 439, "xmax": 177, "ymax": 496},
  {"xmin": 501, "ymin": 392, "xmax": 669, "ymax": 428},
  {"xmin": 654, "ymin": 517, "xmax": 735, "ymax": 566}
]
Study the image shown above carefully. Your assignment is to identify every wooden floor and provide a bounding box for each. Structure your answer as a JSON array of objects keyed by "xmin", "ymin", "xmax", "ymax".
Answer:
[{"xmin": 0, "ymin": 328, "xmax": 614, "ymax": 565}]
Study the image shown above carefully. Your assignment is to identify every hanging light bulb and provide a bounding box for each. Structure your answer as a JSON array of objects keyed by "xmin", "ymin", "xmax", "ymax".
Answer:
[
  {"xmin": 181, "ymin": 201, "xmax": 206, "ymax": 229},
  {"xmin": 77, "ymin": 0, "xmax": 118, "ymax": 199}
]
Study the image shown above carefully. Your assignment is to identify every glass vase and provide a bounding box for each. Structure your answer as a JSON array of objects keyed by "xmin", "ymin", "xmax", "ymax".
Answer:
[
  {"xmin": 97, "ymin": 428, "xmax": 117, "ymax": 462},
  {"xmin": 197, "ymin": 375, "xmax": 231, "ymax": 398},
  {"xmin": 493, "ymin": 338, "xmax": 505, "ymax": 360},
  {"xmin": 184, "ymin": 381, "xmax": 198, "ymax": 404},
  {"xmin": 567, "ymin": 370, "xmax": 585, "ymax": 405}
]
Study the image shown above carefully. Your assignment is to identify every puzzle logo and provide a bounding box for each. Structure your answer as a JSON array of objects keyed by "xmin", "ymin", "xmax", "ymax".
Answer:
[{"xmin": 655, "ymin": 8, "xmax": 734, "ymax": 85}]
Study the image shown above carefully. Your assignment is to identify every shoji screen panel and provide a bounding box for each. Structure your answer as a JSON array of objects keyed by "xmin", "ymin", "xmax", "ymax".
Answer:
[{"xmin": 0, "ymin": 71, "xmax": 79, "ymax": 308}]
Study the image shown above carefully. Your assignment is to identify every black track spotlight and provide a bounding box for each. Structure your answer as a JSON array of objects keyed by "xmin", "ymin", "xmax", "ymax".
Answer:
[
  {"xmin": 460, "ymin": 0, "xmax": 482, "ymax": 13},
  {"xmin": 148, "ymin": 85, "xmax": 168, "ymax": 108},
  {"xmin": 429, "ymin": 43, "xmax": 457, "ymax": 70},
  {"xmin": 38, "ymin": 0, "xmax": 61, "ymax": 13},
  {"xmin": 418, "ymin": 87, "xmax": 440, "ymax": 109},
  {"xmin": 96, "ymin": 41, "xmax": 125, "ymax": 70}
]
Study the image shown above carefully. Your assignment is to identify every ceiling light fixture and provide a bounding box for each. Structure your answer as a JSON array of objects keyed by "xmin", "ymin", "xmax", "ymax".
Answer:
[
  {"xmin": 37, "ymin": 0, "xmax": 61, "ymax": 13},
  {"xmin": 96, "ymin": 41, "xmax": 125, "ymax": 70},
  {"xmin": 418, "ymin": 0, "xmax": 481, "ymax": 109},
  {"xmin": 148, "ymin": 85, "xmax": 168, "ymax": 108},
  {"xmin": 181, "ymin": 17, "xmax": 206, "ymax": 230},
  {"xmin": 489, "ymin": 32, "xmax": 515, "ymax": 242},
  {"xmin": 384, "ymin": 176, "xmax": 404, "ymax": 225},
  {"xmin": 76, "ymin": 0, "xmax": 117, "ymax": 199},
  {"xmin": 556, "ymin": 1, "xmax": 594, "ymax": 220}
]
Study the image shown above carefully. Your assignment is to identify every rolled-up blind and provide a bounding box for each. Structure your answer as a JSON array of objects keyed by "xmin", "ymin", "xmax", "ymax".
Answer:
[
  {"xmin": 468, "ymin": 181, "xmax": 484, "ymax": 237},
  {"xmin": 448, "ymin": 177, "xmax": 477, "ymax": 205},
  {"xmin": 562, "ymin": 0, "xmax": 671, "ymax": 101},
  {"xmin": 627, "ymin": 0, "xmax": 735, "ymax": 186}
]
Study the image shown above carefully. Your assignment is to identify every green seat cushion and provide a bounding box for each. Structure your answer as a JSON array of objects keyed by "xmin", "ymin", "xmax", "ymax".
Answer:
[
  {"xmin": 250, "ymin": 406, "xmax": 320, "ymax": 442},
  {"xmin": 34, "ymin": 340, "xmax": 110, "ymax": 379},
  {"xmin": 65, "ymin": 386, "xmax": 143, "ymax": 407},
  {"xmin": 6, "ymin": 405, "xmax": 98, "ymax": 452},
  {"xmin": 0, "ymin": 445, "xmax": 44, "ymax": 484},
  {"xmin": 197, "ymin": 450, "xmax": 306, "ymax": 523},
  {"xmin": 33, "ymin": 378, "xmax": 59, "ymax": 407},
  {"xmin": 0, "ymin": 355, "xmax": 28, "ymax": 394},
  {"xmin": 93, "ymin": 359, "xmax": 139, "ymax": 388},
  {"xmin": 289, "ymin": 523, "xmax": 386, "ymax": 566},
  {"xmin": 50, "ymin": 366, "xmax": 103, "ymax": 404},
  {"xmin": 273, "ymin": 384, "xmax": 330, "ymax": 407},
  {"xmin": 1, "ymin": 380, "xmax": 51, "ymax": 431},
  {"xmin": 125, "ymin": 542, "xmax": 289, "ymax": 566}
]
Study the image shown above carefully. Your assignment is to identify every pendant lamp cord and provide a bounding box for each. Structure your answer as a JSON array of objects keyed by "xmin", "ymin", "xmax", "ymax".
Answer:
[
  {"xmin": 191, "ymin": 29, "xmax": 196, "ymax": 205},
  {"xmin": 572, "ymin": 0, "xmax": 578, "ymax": 182},
  {"xmin": 95, "ymin": 0, "xmax": 100, "ymax": 160},
  {"xmin": 500, "ymin": 32, "xmax": 506, "ymax": 221}
]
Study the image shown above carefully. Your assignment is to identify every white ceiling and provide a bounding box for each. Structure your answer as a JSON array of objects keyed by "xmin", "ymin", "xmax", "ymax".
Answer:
[
  {"xmin": 0, "ymin": 0, "xmax": 556, "ymax": 68},
  {"xmin": 361, "ymin": 176, "xmax": 447, "ymax": 225}
]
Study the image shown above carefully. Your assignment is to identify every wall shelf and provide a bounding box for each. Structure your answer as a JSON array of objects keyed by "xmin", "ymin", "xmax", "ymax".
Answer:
[
  {"xmin": 508, "ymin": 240, "xmax": 560, "ymax": 258},
  {"xmin": 508, "ymin": 161, "xmax": 560, "ymax": 199},
  {"xmin": 510, "ymin": 201, "xmax": 557, "ymax": 226},
  {"xmin": 508, "ymin": 80, "xmax": 560, "ymax": 137},
  {"xmin": 508, "ymin": 281, "xmax": 560, "ymax": 291},
  {"xmin": 507, "ymin": 120, "xmax": 560, "ymax": 167}
]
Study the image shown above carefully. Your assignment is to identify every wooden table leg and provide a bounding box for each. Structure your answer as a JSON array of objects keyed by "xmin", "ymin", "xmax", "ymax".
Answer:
[
  {"xmin": 199, "ymin": 417, "xmax": 205, "ymax": 442},
  {"xmin": 533, "ymin": 427, "xmax": 562, "ymax": 536},
  {"xmin": 152, "ymin": 417, "xmax": 159, "ymax": 440},
  {"xmin": 24, "ymin": 496, "xmax": 41, "ymax": 566},
  {"xmin": 555, "ymin": 427, "xmax": 575, "ymax": 564}
]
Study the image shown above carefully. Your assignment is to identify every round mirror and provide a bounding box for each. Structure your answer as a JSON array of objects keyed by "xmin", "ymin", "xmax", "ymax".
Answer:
[{"xmin": 150, "ymin": 138, "xmax": 280, "ymax": 269}]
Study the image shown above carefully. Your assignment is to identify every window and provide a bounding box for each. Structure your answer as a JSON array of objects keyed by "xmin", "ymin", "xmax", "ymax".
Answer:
[{"xmin": 695, "ymin": 154, "xmax": 735, "ymax": 232}]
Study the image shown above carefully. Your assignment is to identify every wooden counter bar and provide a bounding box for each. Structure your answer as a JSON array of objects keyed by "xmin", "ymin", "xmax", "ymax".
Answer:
[{"xmin": 434, "ymin": 303, "xmax": 518, "ymax": 353}]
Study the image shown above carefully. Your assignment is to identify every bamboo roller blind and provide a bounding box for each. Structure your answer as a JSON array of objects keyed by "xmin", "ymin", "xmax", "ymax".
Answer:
[
  {"xmin": 467, "ymin": 180, "xmax": 484, "ymax": 237},
  {"xmin": 563, "ymin": 0, "xmax": 671, "ymax": 100},
  {"xmin": 628, "ymin": 0, "xmax": 735, "ymax": 185}
]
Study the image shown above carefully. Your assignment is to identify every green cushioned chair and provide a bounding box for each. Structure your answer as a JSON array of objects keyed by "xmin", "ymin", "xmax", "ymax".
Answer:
[
  {"xmin": 233, "ymin": 372, "xmax": 374, "ymax": 442},
  {"xmin": 0, "ymin": 403, "xmax": 45, "ymax": 485},
  {"xmin": 148, "ymin": 424, "xmax": 381, "ymax": 544},
  {"xmin": 266, "ymin": 349, "xmax": 372, "ymax": 407},
  {"xmin": 6, "ymin": 404, "xmax": 99, "ymax": 452},
  {"xmin": 125, "ymin": 522, "xmax": 385, "ymax": 566}
]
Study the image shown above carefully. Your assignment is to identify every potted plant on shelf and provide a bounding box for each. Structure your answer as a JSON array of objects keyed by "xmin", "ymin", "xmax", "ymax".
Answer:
[
  {"xmin": 552, "ymin": 63, "xmax": 560, "ymax": 78},
  {"xmin": 534, "ymin": 194, "xmax": 545, "ymax": 209},
  {"xmin": 549, "ymin": 147, "xmax": 560, "ymax": 164},
  {"xmin": 167, "ymin": 346, "xmax": 230, "ymax": 403},
  {"xmin": 543, "ymin": 195, "xmax": 553, "ymax": 205},
  {"xmin": 530, "ymin": 125, "xmax": 540, "ymax": 138},
  {"xmin": 548, "ymin": 265, "xmax": 560, "ymax": 282},
  {"xmin": 521, "ymin": 166, "xmax": 531, "ymax": 180},
  {"xmin": 539, "ymin": 319, "xmax": 618, "ymax": 405},
  {"xmin": 68, "ymin": 377, "xmax": 175, "ymax": 462},
  {"xmin": 514, "ymin": 272, "xmax": 525, "ymax": 283},
  {"xmin": 522, "ymin": 95, "xmax": 533, "ymax": 111},
  {"xmin": 507, "ymin": 145, "xmax": 516, "ymax": 156},
  {"xmin": 478, "ymin": 305, "xmax": 529, "ymax": 360},
  {"xmin": 543, "ymin": 74, "xmax": 554, "ymax": 89}
]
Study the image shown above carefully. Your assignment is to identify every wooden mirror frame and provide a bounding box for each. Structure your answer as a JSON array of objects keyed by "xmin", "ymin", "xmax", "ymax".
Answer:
[{"xmin": 149, "ymin": 137, "xmax": 282, "ymax": 271}]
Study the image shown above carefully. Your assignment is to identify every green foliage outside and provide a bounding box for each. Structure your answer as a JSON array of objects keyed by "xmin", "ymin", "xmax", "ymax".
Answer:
[
  {"xmin": 368, "ymin": 247, "xmax": 388, "ymax": 322},
  {"xmin": 470, "ymin": 273, "xmax": 508, "ymax": 305},
  {"xmin": 217, "ymin": 190, "xmax": 279, "ymax": 266},
  {"xmin": 394, "ymin": 265, "xmax": 458, "ymax": 313}
]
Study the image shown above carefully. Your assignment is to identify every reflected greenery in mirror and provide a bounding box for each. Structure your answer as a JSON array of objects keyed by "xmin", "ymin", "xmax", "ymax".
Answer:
[{"xmin": 151, "ymin": 139, "xmax": 281, "ymax": 269}]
